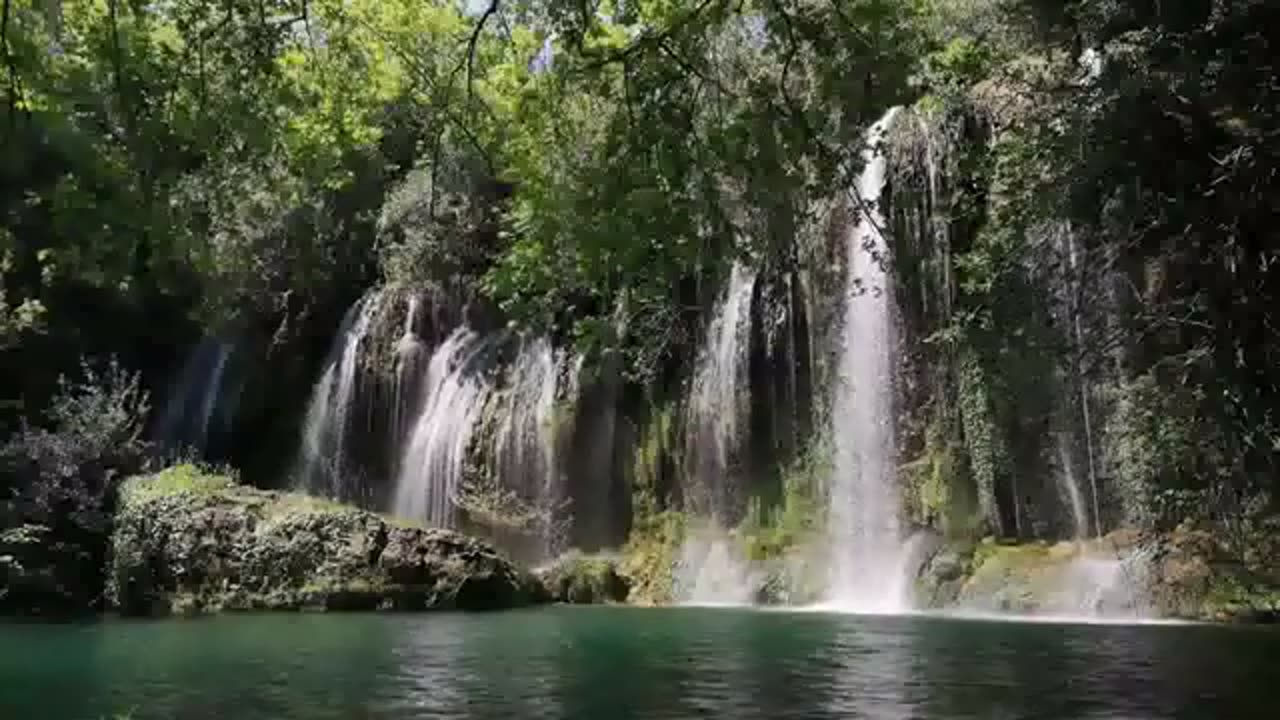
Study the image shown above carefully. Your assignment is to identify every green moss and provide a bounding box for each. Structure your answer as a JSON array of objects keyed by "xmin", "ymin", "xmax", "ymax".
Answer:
[
  {"xmin": 970, "ymin": 537, "xmax": 1051, "ymax": 572},
  {"xmin": 540, "ymin": 551, "xmax": 629, "ymax": 604},
  {"xmin": 120, "ymin": 464, "xmax": 238, "ymax": 502}
]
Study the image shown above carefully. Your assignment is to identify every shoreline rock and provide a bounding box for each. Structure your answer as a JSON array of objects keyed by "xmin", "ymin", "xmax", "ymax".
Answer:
[
  {"xmin": 537, "ymin": 551, "xmax": 630, "ymax": 604},
  {"xmin": 913, "ymin": 529, "xmax": 1280, "ymax": 623},
  {"xmin": 107, "ymin": 466, "xmax": 548, "ymax": 616}
]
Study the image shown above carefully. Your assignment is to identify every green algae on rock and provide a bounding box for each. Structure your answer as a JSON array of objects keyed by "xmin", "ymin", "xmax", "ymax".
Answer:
[{"xmin": 108, "ymin": 465, "xmax": 548, "ymax": 616}]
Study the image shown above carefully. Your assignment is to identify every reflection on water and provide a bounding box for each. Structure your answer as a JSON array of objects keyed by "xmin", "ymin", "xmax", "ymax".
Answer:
[{"xmin": 1, "ymin": 607, "xmax": 1277, "ymax": 720}]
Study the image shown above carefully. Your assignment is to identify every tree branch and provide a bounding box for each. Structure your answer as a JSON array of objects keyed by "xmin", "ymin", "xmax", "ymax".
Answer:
[
  {"xmin": 576, "ymin": 0, "xmax": 723, "ymax": 73},
  {"xmin": 2, "ymin": 0, "xmax": 13, "ymax": 132},
  {"xmin": 465, "ymin": 0, "xmax": 500, "ymax": 109}
]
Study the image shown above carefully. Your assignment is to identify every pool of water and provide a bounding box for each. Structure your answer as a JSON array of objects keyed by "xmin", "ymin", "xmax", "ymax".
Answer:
[{"xmin": 2, "ymin": 606, "xmax": 1277, "ymax": 719}]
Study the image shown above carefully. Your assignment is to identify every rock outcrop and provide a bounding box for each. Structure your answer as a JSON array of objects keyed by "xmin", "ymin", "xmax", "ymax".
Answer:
[
  {"xmin": 537, "ymin": 551, "xmax": 630, "ymax": 604},
  {"xmin": 108, "ymin": 466, "xmax": 548, "ymax": 616},
  {"xmin": 914, "ymin": 529, "xmax": 1280, "ymax": 622}
]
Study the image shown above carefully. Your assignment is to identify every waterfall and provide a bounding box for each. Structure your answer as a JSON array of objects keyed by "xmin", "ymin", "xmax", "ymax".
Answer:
[
  {"xmin": 393, "ymin": 327, "xmax": 492, "ymax": 528},
  {"xmin": 296, "ymin": 291, "xmax": 385, "ymax": 500},
  {"xmin": 685, "ymin": 261, "xmax": 757, "ymax": 520},
  {"xmin": 152, "ymin": 338, "xmax": 235, "ymax": 458},
  {"xmin": 392, "ymin": 328, "xmax": 578, "ymax": 555},
  {"xmin": 825, "ymin": 107, "xmax": 911, "ymax": 613}
]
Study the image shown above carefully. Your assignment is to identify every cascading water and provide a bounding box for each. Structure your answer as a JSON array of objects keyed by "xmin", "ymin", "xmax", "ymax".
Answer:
[
  {"xmin": 152, "ymin": 338, "xmax": 236, "ymax": 458},
  {"xmin": 393, "ymin": 328, "xmax": 492, "ymax": 528},
  {"xmin": 296, "ymin": 291, "xmax": 385, "ymax": 499},
  {"xmin": 825, "ymin": 107, "xmax": 912, "ymax": 613},
  {"xmin": 390, "ymin": 293, "xmax": 428, "ymax": 463},
  {"xmin": 685, "ymin": 261, "xmax": 757, "ymax": 519},
  {"xmin": 392, "ymin": 327, "xmax": 576, "ymax": 543},
  {"xmin": 674, "ymin": 261, "xmax": 757, "ymax": 604},
  {"xmin": 492, "ymin": 338, "xmax": 575, "ymax": 557}
]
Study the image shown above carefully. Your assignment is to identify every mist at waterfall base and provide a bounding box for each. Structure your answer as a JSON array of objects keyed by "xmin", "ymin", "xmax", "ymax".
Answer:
[{"xmin": 5, "ymin": 608, "xmax": 1277, "ymax": 720}]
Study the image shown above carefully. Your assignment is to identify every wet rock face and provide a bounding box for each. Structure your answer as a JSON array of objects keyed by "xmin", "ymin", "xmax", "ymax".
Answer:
[{"xmin": 108, "ymin": 468, "xmax": 548, "ymax": 616}]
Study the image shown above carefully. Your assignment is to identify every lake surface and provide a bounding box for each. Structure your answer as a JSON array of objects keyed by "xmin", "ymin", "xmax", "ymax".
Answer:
[{"xmin": 2, "ymin": 607, "xmax": 1277, "ymax": 719}]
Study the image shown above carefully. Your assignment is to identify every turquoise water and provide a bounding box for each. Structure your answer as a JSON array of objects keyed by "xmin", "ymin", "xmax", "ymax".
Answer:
[{"xmin": 2, "ymin": 607, "xmax": 1277, "ymax": 719}]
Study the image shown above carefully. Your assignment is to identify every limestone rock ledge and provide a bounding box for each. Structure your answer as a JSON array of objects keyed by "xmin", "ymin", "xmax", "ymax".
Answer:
[{"xmin": 108, "ymin": 467, "xmax": 548, "ymax": 616}]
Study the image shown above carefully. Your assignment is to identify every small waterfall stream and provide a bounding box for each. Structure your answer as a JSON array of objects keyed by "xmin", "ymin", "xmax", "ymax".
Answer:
[
  {"xmin": 152, "ymin": 338, "xmax": 236, "ymax": 458},
  {"xmin": 826, "ymin": 107, "xmax": 911, "ymax": 613},
  {"xmin": 390, "ymin": 293, "xmax": 428, "ymax": 466},
  {"xmin": 295, "ymin": 291, "xmax": 386, "ymax": 500},
  {"xmin": 685, "ymin": 261, "xmax": 757, "ymax": 520},
  {"xmin": 1055, "ymin": 432, "xmax": 1091, "ymax": 541},
  {"xmin": 675, "ymin": 260, "xmax": 757, "ymax": 604},
  {"xmin": 493, "ymin": 338, "xmax": 574, "ymax": 557}
]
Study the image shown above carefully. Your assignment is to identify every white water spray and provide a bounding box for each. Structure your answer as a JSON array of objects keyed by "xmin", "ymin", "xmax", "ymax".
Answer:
[
  {"xmin": 674, "ymin": 526, "xmax": 757, "ymax": 606},
  {"xmin": 826, "ymin": 108, "xmax": 911, "ymax": 613}
]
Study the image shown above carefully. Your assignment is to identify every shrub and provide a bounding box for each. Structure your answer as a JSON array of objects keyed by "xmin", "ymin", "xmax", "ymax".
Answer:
[{"xmin": 0, "ymin": 358, "xmax": 150, "ymax": 612}]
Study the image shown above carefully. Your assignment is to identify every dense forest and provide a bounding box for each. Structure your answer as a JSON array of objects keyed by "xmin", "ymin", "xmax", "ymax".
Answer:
[{"xmin": 1, "ymin": 0, "xmax": 1278, "ymax": 617}]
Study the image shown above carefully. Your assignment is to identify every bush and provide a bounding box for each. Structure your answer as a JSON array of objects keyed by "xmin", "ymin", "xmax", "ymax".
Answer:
[
  {"xmin": 621, "ymin": 510, "xmax": 687, "ymax": 605},
  {"xmin": 0, "ymin": 358, "xmax": 150, "ymax": 613}
]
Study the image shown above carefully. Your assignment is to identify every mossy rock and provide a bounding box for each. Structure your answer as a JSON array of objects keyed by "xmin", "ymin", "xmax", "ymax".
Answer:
[
  {"xmin": 107, "ymin": 465, "xmax": 549, "ymax": 616},
  {"xmin": 538, "ymin": 552, "xmax": 630, "ymax": 604}
]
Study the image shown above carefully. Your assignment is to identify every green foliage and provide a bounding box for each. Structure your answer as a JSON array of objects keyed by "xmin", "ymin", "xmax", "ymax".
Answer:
[
  {"xmin": 1101, "ymin": 374, "xmax": 1203, "ymax": 529},
  {"xmin": 541, "ymin": 551, "xmax": 630, "ymax": 604},
  {"xmin": 631, "ymin": 400, "xmax": 681, "ymax": 517},
  {"xmin": 956, "ymin": 348, "xmax": 1004, "ymax": 534},
  {"xmin": 0, "ymin": 358, "xmax": 152, "ymax": 612},
  {"xmin": 621, "ymin": 509, "xmax": 687, "ymax": 605},
  {"xmin": 737, "ymin": 441, "xmax": 826, "ymax": 561},
  {"xmin": 903, "ymin": 415, "xmax": 981, "ymax": 538},
  {"xmin": 920, "ymin": 37, "xmax": 999, "ymax": 95},
  {"xmin": 481, "ymin": 0, "xmax": 933, "ymax": 374}
]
